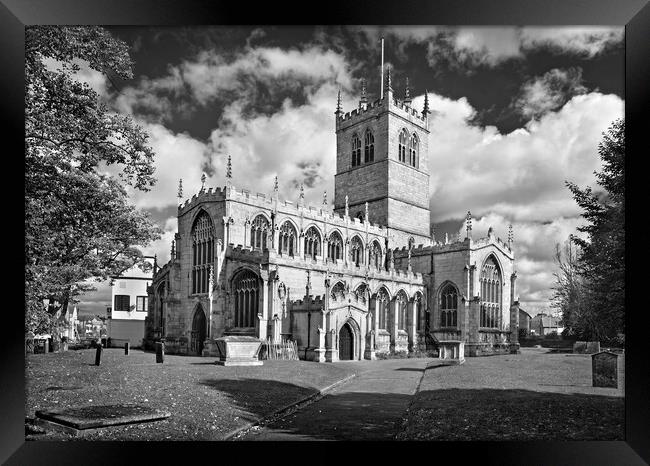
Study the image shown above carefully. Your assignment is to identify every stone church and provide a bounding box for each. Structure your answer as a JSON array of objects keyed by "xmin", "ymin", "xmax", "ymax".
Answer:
[{"xmin": 144, "ymin": 66, "xmax": 521, "ymax": 361}]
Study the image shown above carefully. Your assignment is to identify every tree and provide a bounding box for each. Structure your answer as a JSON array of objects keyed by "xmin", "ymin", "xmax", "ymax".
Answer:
[
  {"xmin": 25, "ymin": 26, "xmax": 162, "ymax": 336},
  {"xmin": 563, "ymin": 118, "xmax": 625, "ymax": 343},
  {"xmin": 551, "ymin": 238, "xmax": 586, "ymax": 338}
]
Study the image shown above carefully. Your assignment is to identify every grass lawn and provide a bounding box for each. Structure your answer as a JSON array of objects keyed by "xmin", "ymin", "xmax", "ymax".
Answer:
[
  {"xmin": 397, "ymin": 348, "xmax": 624, "ymax": 441},
  {"xmin": 25, "ymin": 348, "xmax": 356, "ymax": 440}
]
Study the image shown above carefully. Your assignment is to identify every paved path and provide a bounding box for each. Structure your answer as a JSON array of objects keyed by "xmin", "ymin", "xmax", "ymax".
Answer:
[{"xmin": 237, "ymin": 358, "xmax": 432, "ymax": 441}]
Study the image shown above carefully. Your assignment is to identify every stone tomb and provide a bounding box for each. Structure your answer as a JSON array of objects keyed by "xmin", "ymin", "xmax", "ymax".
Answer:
[
  {"xmin": 438, "ymin": 340, "xmax": 465, "ymax": 365},
  {"xmin": 35, "ymin": 404, "xmax": 171, "ymax": 437},
  {"xmin": 592, "ymin": 351, "xmax": 619, "ymax": 388},
  {"xmin": 215, "ymin": 335, "xmax": 263, "ymax": 366}
]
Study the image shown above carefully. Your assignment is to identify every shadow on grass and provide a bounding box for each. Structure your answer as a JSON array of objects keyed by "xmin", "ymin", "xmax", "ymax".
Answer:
[
  {"xmin": 400, "ymin": 387, "xmax": 624, "ymax": 441},
  {"xmin": 202, "ymin": 378, "xmax": 624, "ymax": 441}
]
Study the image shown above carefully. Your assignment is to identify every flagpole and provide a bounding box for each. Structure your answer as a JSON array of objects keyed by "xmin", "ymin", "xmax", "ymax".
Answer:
[{"xmin": 380, "ymin": 37, "xmax": 384, "ymax": 99}]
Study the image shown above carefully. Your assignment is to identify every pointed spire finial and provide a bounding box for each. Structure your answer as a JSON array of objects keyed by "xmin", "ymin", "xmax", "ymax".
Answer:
[
  {"xmin": 466, "ymin": 211, "xmax": 472, "ymax": 239},
  {"xmin": 385, "ymin": 65, "xmax": 392, "ymax": 93},
  {"xmin": 226, "ymin": 155, "xmax": 232, "ymax": 181},
  {"xmin": 365, "ymin": 201, "xmax": 369, "ymax": 221},
  {"xmin": 430, "ymin": 224, "xmax": 436, "ymax": 243},
  {"xmin": 299, "ymin": 183, "xmax": 304, "ymax": 199},
  {"xmin": 335, "ymin": 88, "xmax": 342, "ymax": 115},
  {"xmin": 200, "ymin": 172, "xmax": 206, "ymax": 191},
  {"xmin": 404, "ymin": 77, "xmax": 412, "ymax": 105},
  {"xmin": 323, "ymin": 190, "xmax": 327, "ymax": 206},
  {"xmin": 508, "ymin": 223, "xmax": 513, "ymax": 247},
  {"xmin": 345, "ymin": 195, "xmax": 349, "ymax": 217},
  {"xmin": 273, "ymin": 175, "xmax": 279, "ymax": 193},
  {"xmin": 177, "ymin": 178, "xmax": 183, "ymax": 204},
  {"xmin": 359, "ymin": 78, "xmax": 368, "ymax": 109},
  {"xmin": 422, "ymin": 90, "xmax": 431, "ymax": 117},
  {"xmin": 171, "ymin": 239, "xmax": 176, "ymax": 259}
]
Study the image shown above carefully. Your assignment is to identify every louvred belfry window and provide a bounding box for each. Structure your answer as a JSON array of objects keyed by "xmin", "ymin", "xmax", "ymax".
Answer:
[
  {"xmin": 364, "ymin": 129, "xmax": 374, "ymax": 163},
  {"xmin": 191, "ymin": 211, "xmax": 215, "ymax": 295},
  {"xmin": 351, "ymin": 134, "xmax": 362, "ymax": 167}
]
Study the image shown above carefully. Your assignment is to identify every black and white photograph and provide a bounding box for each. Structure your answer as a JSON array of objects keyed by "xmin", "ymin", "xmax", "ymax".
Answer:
[{"xmin": 14, "ymin": 14, "xmax": 640, "ymax": 455}]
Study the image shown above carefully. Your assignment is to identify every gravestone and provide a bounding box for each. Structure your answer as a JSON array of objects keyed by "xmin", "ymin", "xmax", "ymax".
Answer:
[
  {"xmin": 573, "ymin": 341, "xmax": 587, "ymax": 354},
  {"xmin": 586, "ymin": 341, "xmax": 601, "ymax": 354},
  {"xmin": 155, "ymin": 342, "xmax": 164, "ymax": 363},
  {"xmin": 592, "ymin": 351, "xmax": 618, "ymax": 388}
]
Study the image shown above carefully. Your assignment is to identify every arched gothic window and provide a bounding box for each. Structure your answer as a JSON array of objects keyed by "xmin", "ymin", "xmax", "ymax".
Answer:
[
  {"xmin": 250, "ymin": 215, "xmax": 270, "ymax": 250},
  {"xmin": 278, "ymin": 221, "xmax": 297, "ymax": 257},
  {"xmin": 351, "ymin": 133, "xmax": 362, "ymax": 167},
  {"xmin": 440, "ymin": 283, "xmax": 458, "ymax": 328},
  {"xmin": 364, "ymin": 129, "xmax": 374, "ymax": 163},
  {"xmin": 191, "ymin": 211, "xmax": 215, "ymax": 295},
  {"xmin": 398, "ymin": 129, "xmax": 409, "ymax": 163},
  {"xmin": 355, "ymin": 283, "xmax": 368, "ymax": 303},
  {"xmin": 350, "ymin": 236, "xmax": 364, "ymax": 267},
  {"xmin": 397, "ymin": 291, "xmax": 408, "ymax": 330},
  {"xmin": 414, "ymin": 293, "xmax": 424, "ymax": 331},
  {"xmin": 331, "ymin": 281, "xmax": 346, "ymax": 300},
  {"xmin": 327, "ymin": 231, "xmax": 343, "ymax": 262},
  {"xmin": 480, "ymin": 256, "xmax": 502, "ymax": 329},
  {"xmin": 304, "ymin": 226, "xmax": 321, "ymax": 260},
  {"xmin": 409, "ymin": 133, "xmax": 419, "ymax": 168},
  {"xmin": 376, "ymin": 288, "xmax": 389, "ymax": 330},
  {"xmin": 233, "ymin": 269, "xmax": 260, "ymax": 328},
  {"xmin": 370, "ymin": 241, "xmax": 382, "ymax": 271}
]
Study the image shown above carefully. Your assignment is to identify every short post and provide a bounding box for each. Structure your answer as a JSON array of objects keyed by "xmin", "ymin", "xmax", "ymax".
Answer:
[
  {"xmin": 43, "ymin": 339, "xmax": 49, "ymax": 354},
  {"xmin": 95, "ymin": 345, "xmax": 103, "ymax": 366},
  {"xmin": 124, "ymin": 342, "xmax": 130, "ymax": 355},
  {"xmin": 156, "ymin": 342, "xmax": 164, "ymax": 364}
]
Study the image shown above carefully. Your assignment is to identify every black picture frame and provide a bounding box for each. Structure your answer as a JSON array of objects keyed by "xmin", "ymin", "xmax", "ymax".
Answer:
[{"xmin": 4, "ymin": 0, "xmax": 648, "ymax": 463}]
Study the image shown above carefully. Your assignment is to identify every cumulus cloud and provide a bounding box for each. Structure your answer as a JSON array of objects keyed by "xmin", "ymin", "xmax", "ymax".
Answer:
[
  {"xmin": 520, "ymin": 27, "xmax": 623, "ymax": 57},
  {"xmin": 356, "ymin": 26, "xmax": 622, "ymax": 72},
  {"xmin": 410, "ymin": 90, "xmax": 623, "ymax": 223},
  {"xmin": 514, "ymin": 67, "xmax": 588, "ymax": 119}
]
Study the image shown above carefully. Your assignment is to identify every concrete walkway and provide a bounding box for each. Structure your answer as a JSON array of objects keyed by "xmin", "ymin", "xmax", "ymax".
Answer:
[{"xmin": 237, "ymin": 358, "xmax": 432, "ymax": 441}]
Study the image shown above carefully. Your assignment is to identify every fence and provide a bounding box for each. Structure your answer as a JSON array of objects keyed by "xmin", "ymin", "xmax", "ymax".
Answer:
[{"xmin": 260, "ymin": 338, "xmax": 299, "ymax": 361}]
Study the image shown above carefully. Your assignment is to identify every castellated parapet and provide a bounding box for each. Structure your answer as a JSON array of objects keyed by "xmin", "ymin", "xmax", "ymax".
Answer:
[
  {"xmin": 178, "ymin": 184, "xmax": 389, "ymax": 239},
  {"xmin": 336, "ymin": 96, "xmax": 429, "ymax": 132}
]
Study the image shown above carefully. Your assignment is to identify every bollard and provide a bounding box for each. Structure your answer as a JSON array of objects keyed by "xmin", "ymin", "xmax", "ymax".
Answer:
[
  {"xmin": 155, "ymin": 342, "xmax": 164, "ymax": 363},
  {"xmin": 95, "ymin": 345, "xmax": 103, "ymax": 366},
  {"xmin": 124, "ymin": 342, "xmax": 130, "ymax": 355},
  {"xmin": 43, "ymin": 339, "xmax": 49, "ymax": 354}
]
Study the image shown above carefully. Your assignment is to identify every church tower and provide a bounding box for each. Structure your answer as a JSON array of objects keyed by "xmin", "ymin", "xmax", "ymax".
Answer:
[{"xmin": 334, "ymin": 67, "xmax": 431, "ymax": 242}]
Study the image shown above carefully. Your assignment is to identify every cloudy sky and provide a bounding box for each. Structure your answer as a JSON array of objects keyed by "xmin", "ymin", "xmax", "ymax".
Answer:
[{"xmin": 71, "ymin": 25, "xmax": 624, "ymax": 317}]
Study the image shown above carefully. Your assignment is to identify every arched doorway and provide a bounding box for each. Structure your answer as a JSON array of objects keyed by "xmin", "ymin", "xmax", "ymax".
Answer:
[
  {"xmin": 339, "ymin": 323, "xmax": 354, "ymax": 360},
  {"xmin": 190, "ymin": 306, "xmax": 207, "ymax": 355}
]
